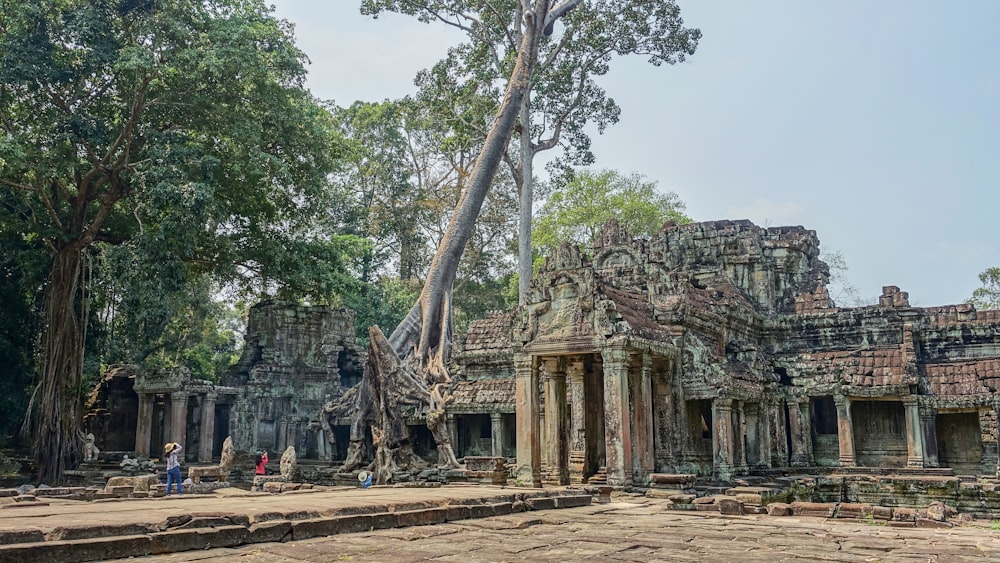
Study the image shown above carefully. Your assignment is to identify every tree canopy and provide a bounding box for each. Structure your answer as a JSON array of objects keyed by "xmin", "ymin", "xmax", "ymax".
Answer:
[
  {"xmin": 969, "ymin": 267, "xmax": 1000, "ymax": 310},
  {"xmin": 533, "ymin": 168, "xmax": 690, "ymax": 256},
  {"xmin": 0, "ymin": 0, "xmax": 359, "ymax": 482}
]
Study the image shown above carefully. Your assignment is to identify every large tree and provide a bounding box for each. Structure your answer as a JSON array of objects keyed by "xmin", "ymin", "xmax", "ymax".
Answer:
[
  {"xmin": 0, "ymin": 0, "xmax": 351, "ymax": 483},
  {"xmin": 393, "ymin": 0, "xmax": 700, "ymax": 304},
  {"xmin": 330, "ymin": 0, "xmax": 582, "ymax": 481}
]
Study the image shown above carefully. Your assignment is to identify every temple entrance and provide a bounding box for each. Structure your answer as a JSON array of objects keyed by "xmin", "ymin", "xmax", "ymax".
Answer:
[
  {"xmin": 852, "ymin": 400, "xmax": 906, "ymax": 467},
  {"xmin": 811, "ymin": 396, "xmax": 839, "ymax": 466},
  {"xmin": 937, "ymin": 411, "xmax": 983, "ymax": 473}
]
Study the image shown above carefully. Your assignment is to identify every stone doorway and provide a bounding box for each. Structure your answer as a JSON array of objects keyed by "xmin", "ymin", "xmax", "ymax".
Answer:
[
  {"xmin": 852, "ymin": 400, "xmax": 906, "ymax": 467},
  {"xmin": 936, "ymin": 411, "xmax": 983, "ymax": 473},
  {"xmin": 811, "ymin": 396, "xmax": 839, "ymax": 466}
]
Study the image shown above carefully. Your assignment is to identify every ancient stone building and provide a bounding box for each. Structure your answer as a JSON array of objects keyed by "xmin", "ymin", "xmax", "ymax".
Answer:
[
  {"xmin": 450, "ymin": 219, "xmax": 1000, "ymax": 488},
  {"xmin": 84, "ymin": 301, "xmax": 363, "ymax": 463}
]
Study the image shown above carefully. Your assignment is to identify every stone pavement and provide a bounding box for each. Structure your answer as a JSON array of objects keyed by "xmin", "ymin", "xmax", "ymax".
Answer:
[
  {"xmin": 108, "ymin": 496, "xmax": 1000, "ymax": 562},
  {"xmin": 0, "ymin": 484, "xmax": 591, "ymax": 562}
]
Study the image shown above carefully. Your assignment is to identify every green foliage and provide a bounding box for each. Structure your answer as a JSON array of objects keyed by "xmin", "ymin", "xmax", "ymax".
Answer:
[
  {"xmin": 0, "ymin": 0, "xmax": 364, "ymax": 469},
  {"xmin": 969, "ymin": 267, "xmax": 1000, "ymax": 310},
  {"xmin": 533, "ymin": 168, "xmax": 690, "ymax": 256},
  {"xmin": 343, "ymin": 277, "xmax": 420, "ymax": 347}
]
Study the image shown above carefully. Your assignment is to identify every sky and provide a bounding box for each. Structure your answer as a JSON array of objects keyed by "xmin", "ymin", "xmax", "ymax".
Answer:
[{"xmin": 268, "ymin": 0, "xmax": 999, "ymax": 308}]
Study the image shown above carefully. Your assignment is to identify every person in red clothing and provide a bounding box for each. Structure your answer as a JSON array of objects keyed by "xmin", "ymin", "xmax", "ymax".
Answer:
[{"xmin": 254, "ymin": 450, "xmax": 268, "ymax": 475}]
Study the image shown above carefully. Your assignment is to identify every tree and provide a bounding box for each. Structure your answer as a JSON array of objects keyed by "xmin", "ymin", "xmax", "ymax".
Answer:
[
  {"xmin": 330, "ymin": 0, "xmax": 581, "ymax": 482},
  {"xmin": 969, "ymin": 267, "xmax": 1000, "ymax": 310},
  {"xmin": 533, "ymin": 168, "xmax": 689, "ymax": 257},
  {"xmin": 396, "ymin": 0, "xmax": 700, "ymax": 304},
  {"xmin": 0, "ymin": 0, "xmax": 352, "ymax": 483}
]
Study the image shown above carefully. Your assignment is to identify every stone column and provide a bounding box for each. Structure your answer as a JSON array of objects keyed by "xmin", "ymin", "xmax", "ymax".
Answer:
[
  {"xmin": 712, "ymin": 398, "xmax": 734, "ymax": 480},
  {"xmin": 800, "ymin": 399, "xmax": 814, "ymax": 465},
  {"xmin": 169, "ymin": 392, "xmax": 188, "ymax": 454},
  {"xmin": 903, "ymin": 396, "xmax": 925, "ymax": 468},
  {"xmin": 446, "ymin": 413, "xmax": 459, "ymax": 455},
  {"xmin": 788, "ymin": 398, "xmax": 810, "ymax": 466},
  {"xmin": 631, "ymin": 353, "xmax": 655, "ymax": 484},
  {"xmin": 772, "ymin": 398, "xmax": 789, "ymax": 467},
  {"xmin": 920, "ymin": 405, "xmax": 939, "ymax": 468},
  {"xmin": 834, "ymin": 395, "xmax": 856, "ymax": 467},
  {"xmin": 198, "ymin": 393, "xmax": 217, "ymax": 462},
  {"xmin": 490, "ymin": 412, "xmax": 505, "ymax": 458},
  {"xmin": 567, "ymin": 357, "xmax": 587, "ymax": 452},
  {"xmin": 602, "ymin": 345, "xmax": 633, "ymax": 487},
  {"xmin": 745, "ymin": 404, "xmax": 760, "ymax": 468},
  {"xmin": 542, "ymin": 357, "xmax": 568, "ymax": 485},
  {"xmin": 135, "ymin": 393, "xmax": 153, "ymax": 457},
  {"xmin": 514, "ymin": 354, "xmax": 541, "ymax": 487},
  {"xmin": 734, "ymin": 401, "xmax": 748, "ymax": 472}
]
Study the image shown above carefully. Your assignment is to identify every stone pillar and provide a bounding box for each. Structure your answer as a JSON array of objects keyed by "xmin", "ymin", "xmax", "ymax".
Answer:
[
  {"xmin": 712, "ymin": 398, "xmax": 734, "ymax": 480},
  {"xmin": 567, "ymin": 357, "xmax": 587, "ymax": 452},
  {"xmin": 772, "ymin": 398, "xmax": 788, "ymax": 467},
  {"xmin": 602, "ymin": 345, "xmax": 633, "ymax": 487},
  {"xmin": 566, "ymin": 356, "xmax": 587, "ymax": 484},
  {"xmin": 788, "ymin": 398, "xmax": 810, "ymax": 466},
  {"xmin": 198, "ymin": 393, "xmax": 217, "ymax": 462},
  {"xmin": 135, "ymin": 393, "xmax": 153, "ymax": 457},
  {"xmin": 834, "ymin": 395, "xmax": 856, "ymax": 467},
  {"xmin": 169, "ymin": 392, "xmax": 188, "ymax": 453},
  {"xmin": 734, "ymin": 401, "xmax": 748, "ymax": 472},
  {"xmin": 514, "ymin": 354, "xmax": 541, "ymax": 487},
  {"xmin": 920, "ymin": 405, "xmax": 939, "ymax": 468},
  {"xmin": 446, "ymin": 413, "xmax": 459, "ymax": 455},
  {"xmin": 745, "ymin": 404, "xmax": 761, "ymax": 468},
  {"xmin": 490, "ymin": 412, "xmax": 505, "ymax": 458},
  {"xmin": 631, "ymin": 353, "xmax": 655, "ymax": 484},
  {"xmin": 542, "ymin": 357, "xmax": 568, "ymax": 485},
  {"xmin": 903, "ymin": 396, "xmax": 925, "ymax": 468}
]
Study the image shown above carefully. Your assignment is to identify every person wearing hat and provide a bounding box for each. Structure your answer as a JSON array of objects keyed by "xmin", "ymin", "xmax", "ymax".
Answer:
[{"xmin": 164, "ymin": 442, "xmax": 183, "ymax": 496}]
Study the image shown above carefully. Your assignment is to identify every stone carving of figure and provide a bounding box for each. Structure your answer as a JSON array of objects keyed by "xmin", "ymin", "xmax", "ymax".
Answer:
[{"xmin": 80, "ymin": 431, "xmax": 100, "ymax": 461}]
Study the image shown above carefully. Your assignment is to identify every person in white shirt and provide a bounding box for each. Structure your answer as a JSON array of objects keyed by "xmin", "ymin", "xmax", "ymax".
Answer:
[{"xmin": 164, "ymin": 442, "xmax": 183, "ymax": 496}]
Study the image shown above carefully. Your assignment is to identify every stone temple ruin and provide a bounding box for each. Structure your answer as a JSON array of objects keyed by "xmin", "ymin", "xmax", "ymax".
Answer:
[{"xmin": 82, "ymin": 219, "xmax": 1000, "ymax": 511}]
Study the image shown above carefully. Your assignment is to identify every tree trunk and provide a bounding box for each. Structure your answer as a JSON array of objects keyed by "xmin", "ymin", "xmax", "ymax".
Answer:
[
  {"xmin": 517, "ymin": 96, "xmax": 534, "ymax": 305},
  {"xmin": 34, "ymin": 247, "xmax": 86, "ymax": 484},
  {"xmin": 326, "ymin": 1, "xmax": 553, "ymax": 480}
]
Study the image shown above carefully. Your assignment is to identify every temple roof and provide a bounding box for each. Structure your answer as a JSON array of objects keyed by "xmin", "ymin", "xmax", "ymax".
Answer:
[
  {"xmin": 795, "ymin": 349, "xmax": 913, "ymax": 387},
  {"xmin": 461, "ymin": 312, "xmax": 513, "ymax": 355},
  {"xmin": 450, "ymin": 378, "xmax": 514, "ymax": 407}
]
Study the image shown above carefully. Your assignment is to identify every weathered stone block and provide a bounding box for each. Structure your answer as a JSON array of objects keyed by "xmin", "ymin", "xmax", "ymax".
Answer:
[
  {"xmin": 156, "ymin": 525, "xmax": 247, "ymax": 553},
  {"xmin": 916, "ymin": 517, "xmax": 953, "ymax": 529},
  {"xmin": 247, "ymin": 520, "xmax": 291, "ymax": 544},
  {"xmin": 46, "ymin": 523, "xmax": 157, "ymax": 541},
  {"xmin": 766, "ymin": 503, "xmax": 792, "ymax": 516},
  {"xmin": 0, "ymin": 529, "xmax": 45, "ymax": 545},
  {"xmin": 526, "ymin": 497, "xmax": 557, "ymax": 511},
  {"xmin": 834, "ymin": 503, "xmax": 872, "ymax": 519},
  {"xmin": 395, "ymin": 507, "xmax": 447, "ymax": 527},
  {"xmin": 789, "ymin": 502, "xmax": 837, "ymax": 518},
  {"xmin": 555, "ymin": 495, "xmax": 592, "ymax": 508},
  {"xmin": 0, "ymin": 535, "xmax": 152, "ymax": 563},
  {"xmin": 717, "ymin": 497, "xmax": 744, "ymax": 515},
  {"xmin": 871, "ymin": 505, "xmax": 893, "ymax": 520},
  {"xmin": 446, "ymin": 505, "xmax": 471, "ymax": 521}
]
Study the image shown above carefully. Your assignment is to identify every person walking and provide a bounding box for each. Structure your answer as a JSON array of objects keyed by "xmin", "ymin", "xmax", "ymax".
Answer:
[
  {"xmin": 255, "ymin": 450, "xmax": 269, "ymax": 476},
  {"xmin": 164, "ymin": 442, "xmax": 183, "ymax": 496}
]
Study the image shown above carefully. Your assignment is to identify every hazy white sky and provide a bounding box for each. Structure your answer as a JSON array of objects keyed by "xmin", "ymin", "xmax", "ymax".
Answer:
[{"xmin": 269, "ymin": 0, "xmax": 999, "ymax": 308}]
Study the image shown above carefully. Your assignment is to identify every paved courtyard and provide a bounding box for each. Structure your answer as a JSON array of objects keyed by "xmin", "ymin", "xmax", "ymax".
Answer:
[{"xmin": 108, "ymin": 497, "xmax": 1000, "ymax": 562}]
